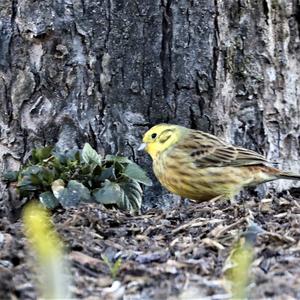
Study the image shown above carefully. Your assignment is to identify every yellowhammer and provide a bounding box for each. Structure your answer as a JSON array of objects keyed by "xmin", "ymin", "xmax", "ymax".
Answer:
[{"xmin": 139, "ymin": 124, "xmax": 300, "ymax": 202}]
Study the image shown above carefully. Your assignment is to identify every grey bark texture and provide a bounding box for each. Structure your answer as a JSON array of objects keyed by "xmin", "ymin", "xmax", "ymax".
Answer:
[{"xmin": 1, "ymin": 0, "xmax": 300, "ymax": 215}]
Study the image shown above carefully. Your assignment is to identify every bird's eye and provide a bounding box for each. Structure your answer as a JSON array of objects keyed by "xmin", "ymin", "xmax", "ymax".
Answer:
[{"xmin": 151, "ymin": 133, "xmax": 157, "ymax": 139}]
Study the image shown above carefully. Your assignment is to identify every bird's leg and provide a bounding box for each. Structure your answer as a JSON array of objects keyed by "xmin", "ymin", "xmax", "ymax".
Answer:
[
  {"xmin": 208, "ymin": 194, "xmax": 238, "ymax": 218},
  {"xmin": 222, "ymin": 196, "xmax": 241, "ymax": 217},
  {"xmin": 168, "ymin": 196, "xmax": 189, "ymax": 218},
  {"xmin": 209, "ymin": 195, "xmax": 225, "ymax": 203},
  {"xmin": 233, "ymin": 198, "xmax": 241, "ymax": 218},
  {"xmin": 231, "ymin": 194, "xmax": 251, "ymax": 218},
  {"xmin": 240, "ymin": 195, "xmax": 247, "ymax": 213}
]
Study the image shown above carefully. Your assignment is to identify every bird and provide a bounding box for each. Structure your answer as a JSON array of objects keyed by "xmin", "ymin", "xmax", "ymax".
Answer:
[{"xmin": 138, "ymin": 124, "xmax": 300, "ymax": 202}]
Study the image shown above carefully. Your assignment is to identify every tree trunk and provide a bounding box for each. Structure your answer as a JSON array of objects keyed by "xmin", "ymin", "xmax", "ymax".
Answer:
[{"xmin": 1, "ymin": 0, "xmax": 300, "ymax": 215}]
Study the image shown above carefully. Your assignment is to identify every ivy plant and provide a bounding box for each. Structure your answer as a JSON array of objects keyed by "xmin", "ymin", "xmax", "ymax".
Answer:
[{"xmin": 2, "ymin": 143, "xmax": 152, "ymax": 213}]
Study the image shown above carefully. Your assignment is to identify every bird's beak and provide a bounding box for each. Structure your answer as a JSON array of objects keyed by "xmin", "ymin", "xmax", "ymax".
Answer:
[{"xmin": 138, "ymin": 143, "xmax": 146, "ymax": 151}]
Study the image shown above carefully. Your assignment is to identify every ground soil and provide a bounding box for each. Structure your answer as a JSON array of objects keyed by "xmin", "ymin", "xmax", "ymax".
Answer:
[{"xmin": 1, "ymin": 193, "xmax": 300, "ymax": 300}]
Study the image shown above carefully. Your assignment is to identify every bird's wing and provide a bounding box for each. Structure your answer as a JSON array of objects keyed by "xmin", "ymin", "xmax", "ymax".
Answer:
[{"xmin": 177, "ymin": 131, "xmax": 268, "ymax": 168}]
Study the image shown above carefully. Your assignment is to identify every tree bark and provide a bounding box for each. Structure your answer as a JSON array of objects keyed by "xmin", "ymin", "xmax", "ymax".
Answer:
[{"xmin": 1, "ymin": 0, "xmax": 300, "ymax": 215}]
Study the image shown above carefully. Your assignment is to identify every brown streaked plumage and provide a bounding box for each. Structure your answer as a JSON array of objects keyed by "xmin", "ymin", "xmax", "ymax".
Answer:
[{"xmin": 139, "ymin": 124, "xmax": 300, "ymax": 202}]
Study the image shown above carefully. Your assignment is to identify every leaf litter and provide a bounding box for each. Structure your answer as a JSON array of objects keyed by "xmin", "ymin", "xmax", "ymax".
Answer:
[{"xmin": 1, "ymin": 192, "xmax": 300, "ymax": 299}]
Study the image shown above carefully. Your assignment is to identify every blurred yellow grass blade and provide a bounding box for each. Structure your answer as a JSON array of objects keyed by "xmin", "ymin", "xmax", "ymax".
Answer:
[
  {"xmin": 23, "ymin": 202, "xmax": 72, "ymax": 299},
  {"xmin": 223, "ymin": 236, "xmax": 254, "ymax": 300}
]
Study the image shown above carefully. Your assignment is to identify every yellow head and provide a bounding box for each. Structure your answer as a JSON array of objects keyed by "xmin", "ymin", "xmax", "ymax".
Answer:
[{"xmin": 139, "ymin": 124, "xmax": 186, "ymax": 159}]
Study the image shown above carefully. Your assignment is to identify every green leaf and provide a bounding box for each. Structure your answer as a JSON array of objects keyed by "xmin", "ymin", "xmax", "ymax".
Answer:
[
  {"xmin": 74, "ymin": 150, "xmax": 81, "ymax": 162},
  {"xmin": 41, "ymin": 168, "xmax": 56, "ymax": 185},
  {"xmin": 55, "ymin": 188, "xmax": 77, "ymax": 208},
  {"xmin": 110, "ymin": 257, "xmax": 122, "ymax": 279},
  {"xmin": 93, "ymin": 180, "xmax": 123, "ymax": 205},
  {"xmin": 122, "ymin": 163, "xmax": 152, "ymax": 186},
  {"xmin": 105, "ymin": 155, "xmax": 132, "ymax": 164},
  {"xmin": 21, "ymin": 165, "xmax": 43, "ymax": 176},
  {"xmin": 17, "ymin": 176, "xmax": 32, "ymax": 187},
  {"xmin": 22, "ymin": 166, "xmax": 55, "ymax": 187},
  {"xmin": 17, "ymin": 176, "xmax": 36, "ymax": 190},
  {"xmin": 52, "ymin": 148, "xmax": 80, "ymax": 165},
  {"xmin": 32, "ymin": 146, "xmax": 53, "ymax": 163},
  {"xmin": 51, "ymin": 157, "xmax": 63, "ymax": 171},
  {"xmin": 93, "ymin": 179, "xmax": 143, "ymax": 212},
  {"xmin": 56, "ymin": 180, "xmax": 91, "ymax": 208},
  {"xmin": 98, "ymin": 166, "xmax": 116, "ymax": 181},
  {"xmin": 80, "ymin": 164, "xmax": 93, "ymax": 175},
  {"xmin": 39, "ymin": 191, "xmax": 60, "ymax": 209},
  {"xmin": 52, "ymin": 150, "xmax": 68, "ymax": 165},
  {"xmin": 92, "ymin": 165, "xmax": 102, "ymax": 176},
  {"xmin": 68, "ymin": 180, "xmax": 91, "ymax": 202},
  {"xmin": 30, "ymin": 174, "xmax": 43, "ymax": 186},
  {"xmin": 82, "ymin": 143, "xmax": 102, "ymax": 165},
  {"xmin": 66, "ymin": 159, "xmax": 78, "ymax": 169},
  {"xmin": 66, "ymin": 149, "xmax": 80, "ymax": 160},
  {"xmin": 114, "ymin": 162, "xmax": 125, "ymax": 177},
  {"xmin": 2, "ymin": 171, "xmax": 18, "ymax": 182},
  {"xmin": 119, "ymin": 180, "xmax": 143, "ymax": 212},
  {"xmin": 102, "ymin": 255, "xmax": 122, "ymax": 280}
]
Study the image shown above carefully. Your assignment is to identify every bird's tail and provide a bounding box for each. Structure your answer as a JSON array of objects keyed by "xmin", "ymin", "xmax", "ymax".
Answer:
[{"xmin": 277, "ymin": 171, "xmax": 300, "ymax": 181}]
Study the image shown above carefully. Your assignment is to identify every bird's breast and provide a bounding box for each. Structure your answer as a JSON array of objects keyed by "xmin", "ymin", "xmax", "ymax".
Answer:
[
  {"xmin": 152, "ymin": 152, "xmax": 216, "ymax": 200},
  {"xmin": 152, "ymin": 153, "xmax": 260, "ymax": 201}
]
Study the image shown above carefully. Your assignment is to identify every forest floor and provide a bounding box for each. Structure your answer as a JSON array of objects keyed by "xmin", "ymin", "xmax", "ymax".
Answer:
[{"xmin": 1, "ymin": 193, "xmax": 300, "ymax": 300}]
